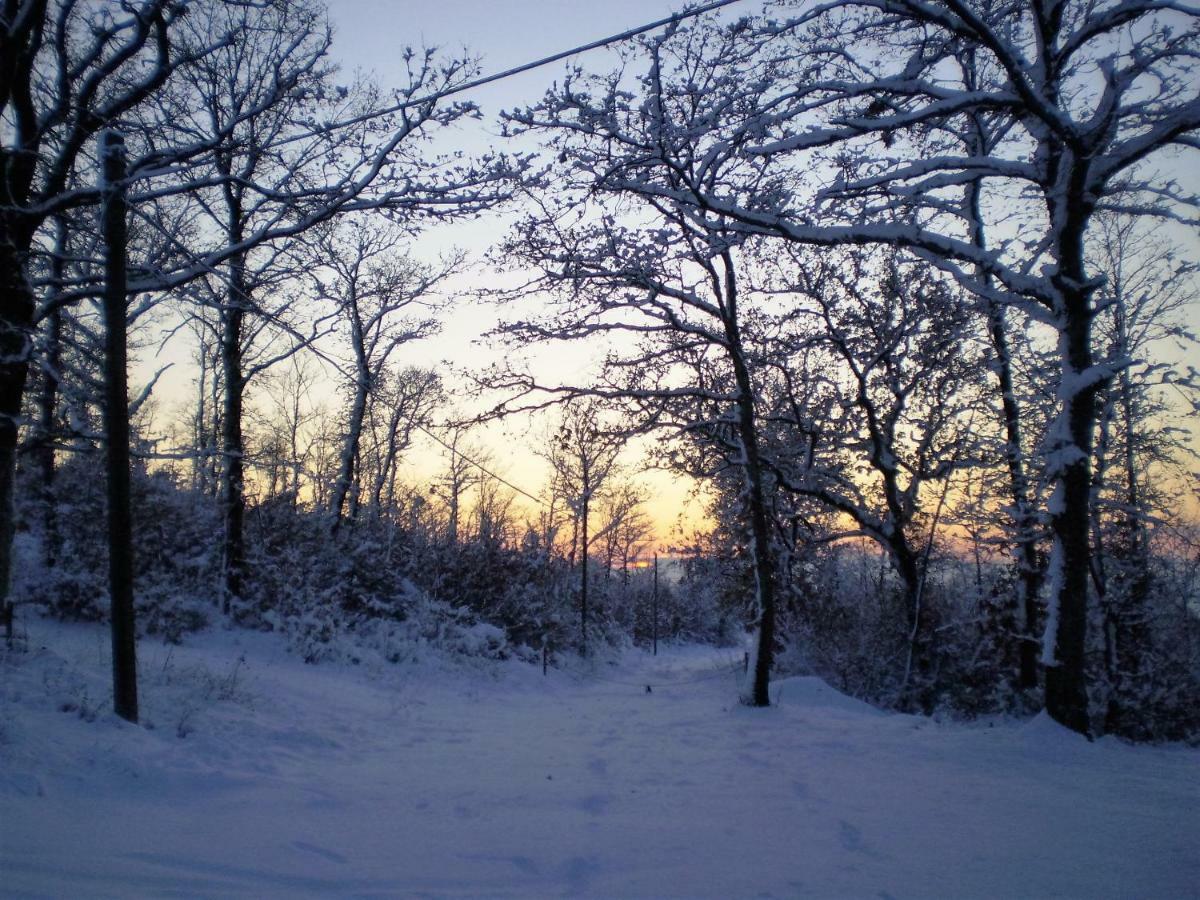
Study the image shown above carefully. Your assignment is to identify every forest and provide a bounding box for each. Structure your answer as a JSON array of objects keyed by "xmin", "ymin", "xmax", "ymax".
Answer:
[{"xmin": 1, "ymin": 0, "xmax": 1198, "ymax": 757}]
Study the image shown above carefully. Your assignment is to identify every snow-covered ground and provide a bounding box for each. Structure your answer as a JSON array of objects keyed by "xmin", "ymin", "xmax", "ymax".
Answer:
[{"xmin": 1, "ymin": 619, "xmax": 1196, "ymax": 899}]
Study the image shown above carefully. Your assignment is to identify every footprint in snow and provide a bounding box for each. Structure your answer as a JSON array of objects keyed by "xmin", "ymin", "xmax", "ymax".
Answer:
[
  {"xmin": 578, "ymin": 793, "xmax": 611, "ymax": 815},
  {"xmin": 562, "ymin": 855, "xmax": 601, "ymax": 890},
  {"xmin": 462, "ymin": 854, "xmax": 541, "ymax": 877},
  {"xmin": 838, "ymin": 821, "xmax": 864, "ymax": 852},
  {"xmin": 291, "ymin": 841, "xmax": 347, "ymax": 864},
  {"xmin": 508, "ymin": 856, "xmax": 539, "ymax": 876}
]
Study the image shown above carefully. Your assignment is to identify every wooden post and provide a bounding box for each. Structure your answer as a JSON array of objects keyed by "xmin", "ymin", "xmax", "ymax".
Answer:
[
  {"xmin": 580, "ymin": 486, "xmax": 589, "ymax": 657},
  {"xmin": 101, "ymin": 130, "xmax": 138, "ymax": 724},
  {"xmin": 543, "ymin": 642, "xmax": 548, "ymax": 677},
  {"xmin": 652, "ymin": 552, "xmax": 658, "ymax": 657}
]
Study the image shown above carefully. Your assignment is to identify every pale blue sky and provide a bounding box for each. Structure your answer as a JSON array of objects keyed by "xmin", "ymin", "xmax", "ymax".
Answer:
[
  {"xmin": 325, "ymin": 0, "xmax": 727, "ymax": 113},
  {"xmin": 314, "ymin": 1, "xmax": 735, "ymax": 535}
]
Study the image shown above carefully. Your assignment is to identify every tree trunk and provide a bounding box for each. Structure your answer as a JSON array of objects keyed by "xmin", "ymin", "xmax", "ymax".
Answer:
[
  {"xmin": 1116, "ymin": 365, "xmax": 1150, "ymax": 672},
  {"xmin": 100, "ymin": 131, "xmax": 138, "ymax": 724},
  {"xmin": 986, "ymin": 304, "xmax": 1044, "ymax": 691},
  {"xmin": 966, "ymin": 150, "xmax": 1043, "ymax": 692},
  {"xmin": 1043, "ymin": 223, "xmax": 1098, "ymax": 736},
  {"xmin": 330, "ymin": 374, "xmax": 368, "ymax": 534},
  {"xmin": 580, "ymin": 485, "xmax": 589, "ymax": 656},
  {"xmin": 36, "ymin": 304, "xmax": 62, "ymax": 571},
  {"xmin": 0, "ymin": 232, "xmax": 34, "ymax": 621},
  {"xmin": 193, "ymin": 339, "xmax": 211, "ymax": 496},
  {"xmin": 220, "ymin": 256, "xmax": 248, "ymax": 615},
  {"xmin": 721, "ymin": 252, "xmax": 776, "ymax": 708},
  {"xmin": 371, "ymin": 398, "xmax": 409, "ymax": 513},
  {"xmin": 893, "ymin": 538, "xmax": 925, "ymax": 710},
  {"xmin": 736, "ymin": 392, "xmax": 777, "ymax": 708},
  {"xmin": 1103, "ymin": 316, "xmax": 1151, "ymax": 732}
]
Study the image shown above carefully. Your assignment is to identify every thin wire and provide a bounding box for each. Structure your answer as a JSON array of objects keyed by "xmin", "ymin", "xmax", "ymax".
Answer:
[
  {"xmin": 271, "ymin": 0, "xmax": 750, "ymax": 148},
  {"xmin": 415, "ymin": 422, "xmax": 547, "ymax": 506},
  {"xmin": 405, "ymin": 0, "xmax": 748, "ymax": 105},
  {"xmin": 125, "ymin": 2, "xmax": 754, "ymax": 508}
]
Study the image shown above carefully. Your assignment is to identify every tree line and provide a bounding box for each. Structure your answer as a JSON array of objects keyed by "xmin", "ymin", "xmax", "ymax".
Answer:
[
  {"xmin": 2, "ymin": 0, "xmax": 1198, "ymax": 740},
  {"xmin": 486, "ymin": 0, "xmax": 1200, "ymax": 737}
]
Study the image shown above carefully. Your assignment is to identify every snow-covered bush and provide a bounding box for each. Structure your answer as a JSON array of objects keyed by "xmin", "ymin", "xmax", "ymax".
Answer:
[{"xmin": 16, "ymin": 454, "xmax": 217, "ymax": 640}]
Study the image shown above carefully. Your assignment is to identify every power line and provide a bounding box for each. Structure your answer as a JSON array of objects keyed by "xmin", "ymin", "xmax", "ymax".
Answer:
[
  {"xmin": 124, "ymin": 3, "xmax": 757, "ymax": 511},
  {"xmin": 404, "ymin": 0, "xmax": 750, "ymax": 107},
  {"xmin": 362, "ymin": 0, "xmax": 737, "ymax": 535},
  {"xmin": 416, "ymin": 422, "xmax": 547, "ymax": 507},
  {"xmin": 278, "ymin": 0, "xmax": 750, "ymax": 146}
]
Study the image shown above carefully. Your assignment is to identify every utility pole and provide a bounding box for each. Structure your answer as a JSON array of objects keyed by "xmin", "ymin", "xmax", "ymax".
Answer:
[
  {"xmin": 652, "ymin": 552, "xmax": 658, "ymax": 656},
  {"xmin": 580, "ymin": 466, "xmax": 590, "ymax": 657},
  {"xmin": 100, "ymin": 130, "xmax": 138, "ymax": 724}
]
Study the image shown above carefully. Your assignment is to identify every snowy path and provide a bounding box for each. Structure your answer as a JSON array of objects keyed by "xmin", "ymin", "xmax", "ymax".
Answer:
[{"xmin": 1, "ymin": 621, "xmax": 1197, "ymax": 898}]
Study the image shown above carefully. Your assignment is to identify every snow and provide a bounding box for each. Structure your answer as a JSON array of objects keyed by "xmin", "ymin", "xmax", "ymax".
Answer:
[
  {"xmin": 1041, "ymin": 532, "xmax": 1063, "ymax": 666},
  {"xmin": 3, "ymin": 619, "xmax": 1197, "ymax": 898}
]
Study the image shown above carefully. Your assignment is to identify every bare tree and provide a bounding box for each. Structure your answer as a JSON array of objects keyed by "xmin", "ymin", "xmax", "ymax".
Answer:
[
  {"xmin": 735, "ymin": 0, "xmax": 1198, "ymax": 735},
  {"xmin": 595, "ymin": 481, "xmax": 652, "ymax": 584},
  {"xmin": 433, "ymin": 423, "xmax": 482, "ymax": 545},
  {"xmin": 1087, "ymin": 215, "xmax": 1199, "ymax": 730},
  {"xmin": 364, "ymin": 365, "xmax": 443, "ymax": 516},
  {"xmin": 762, "ymin": 250, "xmax": 989, "ymax": 708},
  {"xmin": 492, "ymin": 216, "xmax": 781, "ymax": 697},
  {"xmin": 511, "ymin": 0, "xmax": 1200, "ymax": 733},
  {"xmin": 544, "ymin": 402, "xmax": 624, "ymax": 656},
  {"xmin": 308, "ymin": 218, "xmax": 457, "ymax": 533},
  {"xmin": 246, "ymin": 353, "xmax": 325, "ymax": 506},
  {"xmin": 145, "ymin": 0, "xmax": 501, "ymax": 610},
  {"xmin": 470, "ymin": 472, "xmax": 518, "ymax": 548},
  {"xmin": 0, "ymin": 0, "xmax": 227, "ymax": 621},
  {"xmin": 496, "ymin": 27, "xmax": 809, "ymax": 702}
]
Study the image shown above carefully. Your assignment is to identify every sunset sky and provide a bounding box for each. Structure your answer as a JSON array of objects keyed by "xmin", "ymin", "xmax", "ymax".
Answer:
[
  {"xmin": 137, "ymin": 0, "xmax": 1198, "ymax": 543},
  {"xmin": 142, "ymin": 1, "xmax": 737, "ymax": 542},
  {"xmin": 318, "ymin": 0, "xmax": 737, "ymax": 542}
]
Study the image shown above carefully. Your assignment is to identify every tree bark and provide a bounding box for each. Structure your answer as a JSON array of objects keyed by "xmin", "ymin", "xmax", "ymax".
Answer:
[
  {"xmin": 100, "ymin": 131, "xmax": 138, "ymax": 724},
  {"xmin": 892, "ymin": 535, "xmax": 925, "ymax": 709},
  {"xmin": 371, "ymin": 395, "xmax": 414, "ymax": 513},
  {"xmin": 963, "ymin": 134, "xmax": 1043, "ymax": 692},
  {"xmin": 35, "ymin": 304, "xmax": 61, "ymax": 570},
  {"xmin": 36, "ymin": 216, "xmax": 67, "ymax": 570},
  {"xmin": 986, "ymin": 303, "xmax": 1043, "ymax": 691},
  {"xmin": 580, "ymin": 481, "xmax": 590, "ymax": 656},
  {"xmin": 721, "ymin": 253, "xmax": 776, "ymax": 707},
  {"xmin": 220, "ymin": 252, "xmax": 248, "ymax": 615},
  {"xmin": 0, "ymin": 234, "xmax": 33, "ymax": 624},
  {"xmin": 330, "ymin": 347, "xmax": 368, "ymax": 534},
  {"xmin": 1044, "ymin": 305, "xmax": 1095, "ymax": 736},
  {"xmin": 1043, "ymin": 175, "xmax": 1098, "ymax": 736}
]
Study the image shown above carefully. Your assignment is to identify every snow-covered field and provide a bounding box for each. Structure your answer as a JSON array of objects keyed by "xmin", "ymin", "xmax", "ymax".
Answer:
[{"xmin": 1, "ymin": 619, "xmax": 1196, "ymax": 899}]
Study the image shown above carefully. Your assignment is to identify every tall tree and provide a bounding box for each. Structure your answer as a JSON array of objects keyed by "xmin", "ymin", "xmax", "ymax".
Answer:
[
  {"xmin": 492, "ymin": 212, "xmax": 782, "ymax": 699},
  {"xmin": 525, "ymin": 1, "xmax": 1200, "ymax": 733},
  {"xmin": 152, "ymin": 0, "xmax": 498, "ymax": 610},
  {"xmin": 309, "ymin": 218, "xmax": 456, "ymax": 533},
  {"xmin": 496, "ymin": 25, "xmax": 833, "ymax": 703},
  {"xmin": 1087, "ymin": 215, "xmax": 1199, "ymax": 732},
  {"xmin": 545, "ymin": 402, "xmax": 623, "ymax": 657},
  {"xmin": 763, "ymin": 250, "xmax": 988, "ymax": 708},
  {"xmin": 0, "ymin": 0, "xmax": 222, "ymax": 627},
  {"xmin": 363, "ymin": 365, "xmax": 443, "ymax": 516},
  {"xmin": 99, "ymin": 131, "xmax": 137, "ymax": 722}
]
